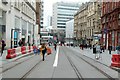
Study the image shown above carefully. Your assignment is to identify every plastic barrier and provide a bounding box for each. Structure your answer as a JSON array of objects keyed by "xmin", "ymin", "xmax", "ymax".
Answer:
[
  {"xmin": 111, "ymin": 54, "xmax": 120, "ymax": 68},
  {"xmin": 29, "ymin": 46, "xmax": 31, "ymax": 52},
  {"xmin": 15, "ymin": 47, "xmax": 21, "ymax": 56},
  {"xmin": 47, "ymin": 47, "xmax": 52, "ymax": 55},
  {"xmin": 6, "ymin": 49, "xmax": 16, "ymax": 59},
  {"xmin": 21, "ymin": 46, "xmax": 26, "ymax": 54},
  {"xmin": 26, "ymin": 46, "xmax": 29, "ymax": 53},
  {"xmin": 6, "ymin": 46, "xmax": 36, "ymax": 59}
]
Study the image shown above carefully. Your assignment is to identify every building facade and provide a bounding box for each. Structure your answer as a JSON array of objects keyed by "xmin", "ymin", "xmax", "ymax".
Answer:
[
  {"xmin": 40, "ymin": 0, "xmax": 44, "ymax": 28},
  {"xmin": 87, "ymin": 1, "xmax": 102, "ymax": 45},
  {"xmin": 101, "ymin": 1, "xmax": 120, "ymax": 50},
  {"xmin": 52, "ymin": 2, "xmax": 80, "ymax": 42},
  {"xmin": 0, "ymin": 0, "xmax": 37, "ymax": 48},
  {"xmin": 79, "ymin": 3, "xmax": 88, "ymax": 44},
  {"xmin": 66, "ymin": 19, "xmax": 74, "ymax": 44},
  {"xmin": 74, "ymin": 0, "xmax": 102, "ymax": 45}
]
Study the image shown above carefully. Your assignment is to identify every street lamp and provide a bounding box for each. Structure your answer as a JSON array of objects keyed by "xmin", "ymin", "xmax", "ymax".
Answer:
[{"xmin": 11, "ymin": 28, "xmax": 20, "ymax": 49}]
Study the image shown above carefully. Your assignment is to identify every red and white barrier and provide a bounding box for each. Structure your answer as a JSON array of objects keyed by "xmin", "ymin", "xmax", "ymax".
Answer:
[
  {"xmin": 6, "ymin": 46, "xmax": 35, "ymax": 59},
  {"xmin": 6, "ymin": 48, "xmax": 16, "ymax": 59},
  {"xmin": 111, "ymin": 54, "xmax": 120, "ymax": 68},
  {"xmin": 21, "ymin": 46, "xmax": 26, "ymax": 54}
]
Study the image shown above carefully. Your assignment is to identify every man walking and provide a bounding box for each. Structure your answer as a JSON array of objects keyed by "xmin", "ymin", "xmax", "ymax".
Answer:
[
  {"xmin": 108, "ymin": 45, "xmax": 112, "ymax": 54},
  {"xmin": 54, "ymin": 43, "xmax": 57, "ymax": 51},
  {"xmin": 1, "ymin": 39, "xmax": 6, "ymax": 56}
]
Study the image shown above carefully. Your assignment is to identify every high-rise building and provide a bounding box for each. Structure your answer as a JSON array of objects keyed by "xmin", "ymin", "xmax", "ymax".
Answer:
[
  {"xmin": 52, "ymin": 2, "xmax": 80, "ymax": 42},
  {"xmin": 47, "ymin": 15, "xmax": 52, "ymax": 27}
]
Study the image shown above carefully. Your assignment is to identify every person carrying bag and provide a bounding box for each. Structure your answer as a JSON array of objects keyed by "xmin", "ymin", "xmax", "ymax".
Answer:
[{"xmin": 40, "ymin": 43, "xmax": 47, "ymax": 61}]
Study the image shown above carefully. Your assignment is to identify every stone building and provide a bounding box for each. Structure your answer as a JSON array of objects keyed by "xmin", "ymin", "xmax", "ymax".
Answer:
[
  {"xmin": 74, "ymin": 3, "xmax": 88, "ymax": 44},
  {"xmin": 101, "ymin": 1, "xmax": 120, "ymax": 50},
  {"xmin": 87, "ymin": 1, "xmax": 102, "ymax": 45},
  {"xmin": 74, "ymin": 0, "xmax": 102, "ymax": 45}
]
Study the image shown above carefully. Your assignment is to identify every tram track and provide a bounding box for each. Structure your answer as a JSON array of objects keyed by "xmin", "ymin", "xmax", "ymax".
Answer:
[
  {"xmin": 1, "ymin": 54, "xmax": 35, "ymax": 74},
  {"xmin": 19, "ymin": 55, "xmax": 48, "ymax": 80},
  {"xmin": 62, "ymin": 47, "xmax": 84, "ymax": 80},
  {"xmin": 63, "ymin": 47, "xmax": 117, "ymax": 80},
  {"xmin": 65, "ymin": 53, "xmax": 84, "ymax": 80},
  {"xmin": 2, "ymin": 52, "xmax": 34, "ymax": 66}
]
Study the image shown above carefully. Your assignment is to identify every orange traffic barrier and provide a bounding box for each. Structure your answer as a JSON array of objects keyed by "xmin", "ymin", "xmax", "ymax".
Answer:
[
  {"xmin": 47, "ymin": 47, "xmax": 52, "ymax": 55},
  {"xmin": 111, "ymin": 54, "xmax": 120, "ymax": 68},
  {"xmin": 6, "ymin": 49, "xmax": 16, "ymax": 59},
  {"xmin": 21, "ymin": 46, "xmax": 26, "ymax": 54}
]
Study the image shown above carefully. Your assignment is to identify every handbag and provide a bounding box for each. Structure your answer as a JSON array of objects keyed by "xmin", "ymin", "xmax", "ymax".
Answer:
[{"xmin": 47, "ymin": 47, "xmax": 52, "ymax": 55}]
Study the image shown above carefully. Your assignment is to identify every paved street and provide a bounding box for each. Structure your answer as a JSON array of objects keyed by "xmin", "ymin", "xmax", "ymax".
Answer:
[{"xmin": 0, "ymin": 46, "xmax": 119, "ymax": 79}]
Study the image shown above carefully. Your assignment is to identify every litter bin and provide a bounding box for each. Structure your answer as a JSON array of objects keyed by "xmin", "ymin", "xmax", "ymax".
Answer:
[{"xmin": 93, "ymin": 47, "xmax": 96, "ymax": 54}]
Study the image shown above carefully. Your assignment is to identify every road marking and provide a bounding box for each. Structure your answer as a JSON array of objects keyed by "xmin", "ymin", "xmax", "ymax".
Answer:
[{"xmin": 53, "ymin": 46, "xmax": 59, "ymax": 67}]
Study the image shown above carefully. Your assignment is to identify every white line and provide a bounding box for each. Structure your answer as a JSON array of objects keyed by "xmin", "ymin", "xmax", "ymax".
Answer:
[{"xmin": 53, "ymin": 46, "xmax": 59, "ymax": 67}]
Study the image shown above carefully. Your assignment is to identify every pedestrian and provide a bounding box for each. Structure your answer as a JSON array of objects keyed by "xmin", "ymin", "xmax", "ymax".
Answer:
[
  {"xmin": 0, "ymin": 40, "xmax": 2, "ymax": 53},
  {"xmin": 116, "ymin": 44, "xmax": 120, "ymax": 54},
  {"xmin": 95, "ymin": 43, "xmax": 101, "ymax": 59},
  {"xmin": 18, "ymin": 39, "xmax": 23, "ymax": 46},
  {"xmin": 40, "ymin": 43, "xmax": 47, "ymax": 61},
  {"xmin": 108, "ymin": 45, "xmax": 112, "ymax": 54},
  {"xmin": 54, "ymin": 43, "xmax": 57, "ymax": 51},
  {"xmin": 101, "ymin": 45, "xmax": 105, "ymax": 52},
  {"xmin": 1, "ymin": 39, "xmax": 6, "ymax": 56}
]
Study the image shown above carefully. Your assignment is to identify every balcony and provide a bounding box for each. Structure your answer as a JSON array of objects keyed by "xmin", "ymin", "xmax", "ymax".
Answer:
[{"xmin": 2, "ymin": 0, "xmax": 8, "ymax": 5}]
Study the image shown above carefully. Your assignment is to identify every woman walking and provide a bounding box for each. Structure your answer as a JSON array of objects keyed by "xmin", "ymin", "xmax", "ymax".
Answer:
[{"xmin": 40, "ymin": 43, "xmax": 47, "ymax": 61}]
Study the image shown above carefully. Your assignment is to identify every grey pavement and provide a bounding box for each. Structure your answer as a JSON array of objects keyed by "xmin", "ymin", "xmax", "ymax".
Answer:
[
  {"xmin": 1, "ymin": 46, "xmax": 119, "ymax": 79},
  {"xmin": 68, "ymin": 46, "xmax": 117, "ymax": 67}
]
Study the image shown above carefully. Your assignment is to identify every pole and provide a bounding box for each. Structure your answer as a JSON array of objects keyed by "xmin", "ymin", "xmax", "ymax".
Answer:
[
  {"xmin": 11, "ymin": 29, "xmax": 13, "ymax": 49},
  {"xmin": 33, "ymin": 25, "xmax": 34, "ymax": 45},
  {"xmin": 69, "ymin": 35, "xmax": 70, "ymax": 47}
]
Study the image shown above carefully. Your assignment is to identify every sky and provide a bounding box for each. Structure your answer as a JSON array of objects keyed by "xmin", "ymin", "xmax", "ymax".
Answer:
[{"xmin": 43, "ymin": 0, "xmax": 90, "ymax": 26}]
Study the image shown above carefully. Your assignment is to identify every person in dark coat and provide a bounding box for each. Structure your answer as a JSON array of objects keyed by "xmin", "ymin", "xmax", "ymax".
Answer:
[
  {"xmin": 18, "ymin": 39, "xmax": 23, "ymax": 46},
  {"xmin": 54, "ymin": 43, "xmax": 57, "ymax": 51},
  {"xmin": 40, "ymin": 43, "xmax": 47, "ymax": 61},
  {"xmin": 108, "ymin": 45, "xmax": 112, "ymax": 54},
  {"xmin": 1, "ymin": 40, "xmax": 6, "ymax": 56}
]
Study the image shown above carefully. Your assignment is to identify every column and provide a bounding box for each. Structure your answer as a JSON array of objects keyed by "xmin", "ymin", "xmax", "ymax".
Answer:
[{"xmin": 26, "ymin": 21, "xmax": 28, "ymax": 46}]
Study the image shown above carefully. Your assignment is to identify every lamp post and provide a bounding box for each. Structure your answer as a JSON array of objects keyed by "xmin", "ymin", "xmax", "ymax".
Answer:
[{"xmin": 11, "ymin": 28, "xmax": 20, "ymax": 49}]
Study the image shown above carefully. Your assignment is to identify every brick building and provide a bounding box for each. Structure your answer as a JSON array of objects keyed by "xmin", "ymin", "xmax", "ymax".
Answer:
[{"xmin": 101, "ymin": 1, "xmax": 120, "ymax": 50}]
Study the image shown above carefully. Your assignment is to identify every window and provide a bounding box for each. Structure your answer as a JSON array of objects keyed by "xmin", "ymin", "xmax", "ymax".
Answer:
[
  {"xmin": 57, "ymin": 23, "xmax": 66, "ymax": 25},
  {"xmin": 57, "ymin": 26, "xmax": 65, "ymax": 28},
  {"xmin": 112, "ymin": 31, "xmax": 115, "ymax": 48}
]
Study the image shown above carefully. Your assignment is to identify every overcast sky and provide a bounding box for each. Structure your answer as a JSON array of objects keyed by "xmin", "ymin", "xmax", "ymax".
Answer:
[{"xmin": 43, "ymin": 0, "xmax": 90, "ymax": 26}]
